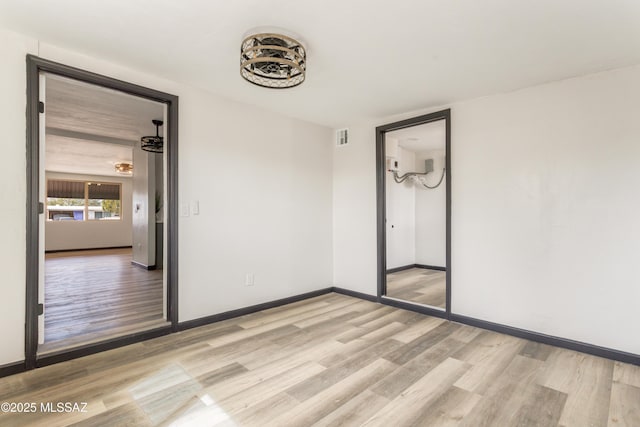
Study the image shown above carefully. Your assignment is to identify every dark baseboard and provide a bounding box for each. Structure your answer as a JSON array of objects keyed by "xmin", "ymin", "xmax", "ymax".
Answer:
[
  {"xmin": 177, "ymin": 288, "xmax": 334, "ymax": 331},
  {"xmin": 45, "ymin": 245, "xmax": 133, "ymax": 254},
  {"xmin": 6, "ymin": 285, "xmax": 636, "ymax": 379},
  {"xmin": 332, "ymin": 287, "xmax": 378, "ymax": 302},
  {"xmin": 386, "ymin": 264, "xmax": 447, "ymax": 274},
  {"xmin": 36, "ymin": 326, "xmax": 172, "ymax": 368},
  {"xmin": 334, "ymin": 287, "xmax": 640, "ymax": 367},
  {"xmin": 381, "ymin": 296, "xmax": 448, "ymax": 320},
  {"xmin": 415, "ymin": 264, "xmax": 446, "ymax": 271},
  {"xmin": 131, "ymin": 261, "xmax": 157, "ymax": 271},
  {"xmin": 0, "ymin": 361, "xmax": 26, "ymax": 378},
  {"xmin": 386, "ymin": 264, "xmax": 415, "ymax": 274},
  {"xmin": 450, "ymin": 314, "xmax": 640, "ymax": 366}
]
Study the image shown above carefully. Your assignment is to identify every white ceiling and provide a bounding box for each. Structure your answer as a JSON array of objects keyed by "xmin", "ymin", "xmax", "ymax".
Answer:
[
  {"xmin": 46, "ymin": 74, "xmax": 164, "ymax": 142},
  {"xmin": 45, "ymin": 74, "xmax": 164, "ymax": 177},
  {"xmin": 46, "ymin": 136, "xmax": 134, "ymax": 177},
  {"xmin": 1, "ymin": 1, "xmax": 640, "ymax": 127},
  {"xmin": 389, "ymin": 120, "xmax": 444, "ymax": 153}
]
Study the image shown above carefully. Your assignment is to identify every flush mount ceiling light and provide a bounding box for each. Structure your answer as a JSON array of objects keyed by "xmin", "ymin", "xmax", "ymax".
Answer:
[
  {"xmin": 141, "ymin": 119, "xmax": 164, "ymax": 153},
  {"xmin": 115, "ymin": 162, "xmax": 133, "ymax": 174},
  {"xmin": 240, "ymin": 33, "xmax": 306, "ymax": 89}
]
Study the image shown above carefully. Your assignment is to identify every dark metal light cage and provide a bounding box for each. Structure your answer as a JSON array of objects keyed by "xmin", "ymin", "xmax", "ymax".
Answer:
[
  {"xmin": 141, "ymin": 119, "xmax": 164, "ymax": 153},
  {"xmin": 240, "ymin": 33, "xmax": 306, "ymax": 89}
]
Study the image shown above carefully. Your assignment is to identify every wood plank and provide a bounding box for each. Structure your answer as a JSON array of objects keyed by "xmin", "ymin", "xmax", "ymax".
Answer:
[
  {"xmin": 371, "ymin": 336, "xmax": 467, "ymax": 400},
  {"xmin": 215, "ymin": 361, "xmax": 326, "ymax": 416},
  {"xmin": 453, "ymin": 331, "xmax": 525, "ymax": 395},
  {"xmin": 384, "ymin": 321, "xmax": 461, "ymax": 366},
  {"xmin": 554, "ymin": 353, "xmax": 614, "ymax": 427},
  {"xmin": 406, "ymin": 386, "xmax": 482, "ymax": 427},
  {"xmin": 266, "ymin": 358, "xmax": 398, "ymax": 427},
  {"xmin": 41, "ymin": 248, "xmax": 166, "ymax": 354},
  {"xmin": 311, "ymin": 389, "xmax": 390, "ymax": 427},
  {"xmin": 286, "ymin": 338, "xmax": 404, "ymax": 401},
  {"xmin": 220, "ymin": 392, "xmax": 299, "ymax": 427},
  {"xmin": 0, "ymin": 293, "xmax": 632, "ymax": 427},
  {"xmin": 608, "ymin": 382, "xmax": 640, "ymax": 427},
  {"xmin": 520, "ymin": 340, "xmax": 554, "ymax": 362},
  {"xmin": 613, "ymin": 361, "xmax": 640, "ymax": 388},
  {"xmin": 386, "ymin": 267, "xmax": 446, "ymax": 308},
  {"xmin": 512, "ymin": 385, "xmax": 568, "ymax": 427},
  {"xmin": 392, "ymin": 316, "xmax": 446, "ymax": 344},
  {"xmin": 458, "ymin": 354, "xmax": 545, "ymax": 427},
  {"xmin": 362, "ymin": 357, "xmax": 469, "ymax": 426}
]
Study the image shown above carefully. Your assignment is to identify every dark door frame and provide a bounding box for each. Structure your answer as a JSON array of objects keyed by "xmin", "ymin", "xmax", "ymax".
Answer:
[
  {"xmin": 376, "ymin": 109, "xmax": 451, "ymax": 319},
  {"xmin": 25, "ymin": 55, "xmax": 179, "ymax": 369}
]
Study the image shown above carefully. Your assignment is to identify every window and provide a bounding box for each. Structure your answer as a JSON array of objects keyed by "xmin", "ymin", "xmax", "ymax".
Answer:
[{"xmin": 47, "ymin": 180, "xmax": 122, "ymax": 221}]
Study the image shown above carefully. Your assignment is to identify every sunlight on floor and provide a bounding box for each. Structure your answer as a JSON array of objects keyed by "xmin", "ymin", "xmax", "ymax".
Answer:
[
  {"xmin": 130, "ymin": 363, "xmax": 236, "ymax": 426},
  {"xmin": 168, "ymin": 394, "xmax": 235, "ymax": 426}
]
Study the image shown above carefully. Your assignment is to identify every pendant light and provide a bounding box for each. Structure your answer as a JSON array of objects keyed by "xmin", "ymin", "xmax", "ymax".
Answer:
[{"xmin": 141, "ymin": 119, "xmax": 164, "ymax": 153}]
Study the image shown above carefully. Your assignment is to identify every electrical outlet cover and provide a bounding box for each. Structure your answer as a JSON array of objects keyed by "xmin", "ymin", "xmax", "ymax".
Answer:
[{"xmin": 424, "ymin": 158, "xmax": 434, "ymax": 174}]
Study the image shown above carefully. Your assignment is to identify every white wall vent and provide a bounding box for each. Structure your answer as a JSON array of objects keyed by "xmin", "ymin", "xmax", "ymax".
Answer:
[{"xmin": 336, "ymin": 128, "xmax": 349, "ymax": 146}]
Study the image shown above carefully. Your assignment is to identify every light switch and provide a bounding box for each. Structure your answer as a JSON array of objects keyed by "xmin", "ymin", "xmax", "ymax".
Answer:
[
  {"xmin": 180, "ymin": 203, "xmax": 190, "ymax": 217},
  {"xmin": 191, "ymin": 201, "xmax": 199, "ymax": 215}
]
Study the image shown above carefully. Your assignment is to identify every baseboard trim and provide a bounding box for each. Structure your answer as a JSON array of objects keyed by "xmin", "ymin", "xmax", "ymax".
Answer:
[
  {"xmin": 381, "ymin": 296, "xmax": 448, "ymax": 320},
  {"xmin": 177, "ymin": 288, "xmax": 334, "ymax": 331},
  {"xmin": 6, "ymin": 286, "xmax": 636, "ymax": 378},
  {"xmin": 0, "ymin": 360, "xmax": 26, "ymax": 378},
  {"xmin": 130, "ymin": 260, "xmax": 157, "ymax": 271},
  {"xmin": 450, "ymin": 313, "xmax": 640, "ymax": 366},
  {"xmin": 36, "ymin": 326, "xmax": 172, "ymax": 368},
  {"xmin": 45, "ymin": 246, "xmax": 133, "ymax": 254},
  {"xmin": 332, "ymin": 287, "xmax": 378, "ymax": 302},
  {"xmin": 331, "ymin": 287, "xmax": 640, "ymax": 366},
  {"xmin": 385, "ymin": 264, "xmax": 415, "ymax": 274},
  {"xmin": 415, "ymin": 264, "xmax": 446, "ymax": 271},
  {"xmin": 386, "ymin": 264, "xmax": 447, "ymax": 274}
]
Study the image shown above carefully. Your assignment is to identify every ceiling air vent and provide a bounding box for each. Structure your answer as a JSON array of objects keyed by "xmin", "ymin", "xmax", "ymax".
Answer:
[{"xmin": 336, "ymin": 128, "xmax": 349, "ymax": 146}]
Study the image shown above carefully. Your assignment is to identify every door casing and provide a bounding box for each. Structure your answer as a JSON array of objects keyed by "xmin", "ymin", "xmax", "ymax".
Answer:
[
  {"xmin": 25, "ymin": 55, "xmax": 179, "ymax": 369},
  {"xmin": 375, "ymin": 109, "xmax": 452, "ymax": 319}
]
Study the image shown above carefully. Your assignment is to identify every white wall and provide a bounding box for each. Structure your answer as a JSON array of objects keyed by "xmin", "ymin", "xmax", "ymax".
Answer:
[
  {"xmin": 0, "ymin": 27, "xmax": 333, "ymax": 366},
  {"xmin": 332, "ymin": 122, "xmax": 378, "ymax": 294},
  {"xmin": 385, "ymin": 147, "xmax": 447, "ymax": 270},
  {"xmin": 334, "ymin": 64, "xmax": 640, "ymax": 355},
  {"xmin": 0, "ymin": 28, "xmax": 37, "ymax": 366},
  {"xmin": 131, "ymin": 142, "xmax": 155, "ymax": 267},
  {"xmin": 178, "ymin": 103, "xmax": 333, "ymax": 320},
  {"xmin": 415, "ymin": 150, "xmax": 446, "ymax": 267},
  {"xmin": 385, "ymin": 147, "xmax": 415, "ymax": 269},
  {"xmin": 45, "ymin": 172, "xmax": 133, "ymax": 251}
]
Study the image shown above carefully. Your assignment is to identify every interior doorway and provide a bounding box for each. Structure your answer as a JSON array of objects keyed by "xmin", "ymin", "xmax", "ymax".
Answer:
[
  {"xmin": 26, "ymin": 56, "xmax": 179, "ymax": 368},
  {"xmin": 36, "ymin": 72, "xmax": 168, "ymax": 354},
  {"xmin": 376, "ymin": 110, "xmax": 451, "ymax": 318}
]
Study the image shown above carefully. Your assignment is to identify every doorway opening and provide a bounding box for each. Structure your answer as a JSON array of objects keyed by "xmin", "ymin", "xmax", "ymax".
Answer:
[
  {"xmin": 376, "ymin": 109, "xmax": 451, "ymax": 318},
  {"xmin": 26, "ymin": 56, "xmax": 179, "ymax": 368}
]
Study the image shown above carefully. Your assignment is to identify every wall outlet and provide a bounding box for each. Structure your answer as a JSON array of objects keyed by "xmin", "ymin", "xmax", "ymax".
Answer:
[{"xmin": 245, "ymin": 273, "xmax": 255, "ymax": 286}]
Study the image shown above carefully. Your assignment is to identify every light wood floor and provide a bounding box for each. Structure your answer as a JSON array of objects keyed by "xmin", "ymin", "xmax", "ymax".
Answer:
[
  {"xmin": 387, "ymin": 267, "xmax": 446, "ymax": 309},
  {"xmin": 1, "ymin": 293, "xmax": 638, "ymax": 426},
  {"xmin": 41, "ymin": 248, "xmax": 168, "ymax": 354}
]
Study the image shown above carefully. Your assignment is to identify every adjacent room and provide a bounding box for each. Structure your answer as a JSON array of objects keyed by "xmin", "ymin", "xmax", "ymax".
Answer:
[
  {"xmin": 384, "ymin": 119, "xmax": 448, "ymax": 310},
  {"xmin": 0, "ymin": 1, "xmax": 639, "ymax": 426},
  {"xmin": 41, "ymin": 74, "xmax": 169, "ymax": 353}
]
